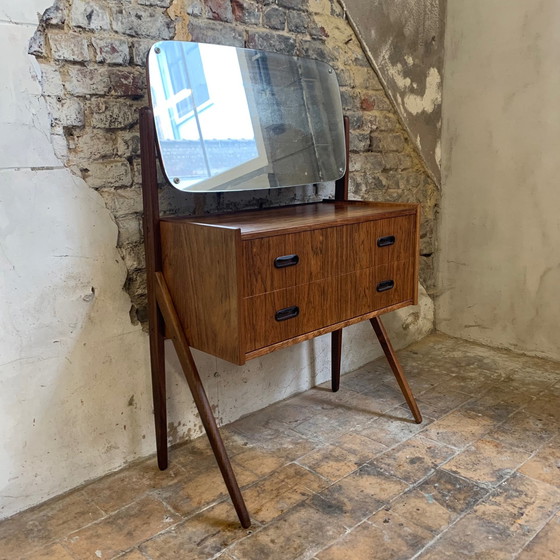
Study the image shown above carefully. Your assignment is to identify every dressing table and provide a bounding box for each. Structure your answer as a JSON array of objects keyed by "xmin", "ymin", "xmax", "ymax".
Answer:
[{"xmin": 140, "ymin": 41, "xmax": 422, "ymax": 528}]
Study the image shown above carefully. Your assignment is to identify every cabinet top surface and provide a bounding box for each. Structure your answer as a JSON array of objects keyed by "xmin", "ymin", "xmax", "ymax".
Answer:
[{"xmin": 161, "ymin": 201, "xmax": 418, "ymax": 238}]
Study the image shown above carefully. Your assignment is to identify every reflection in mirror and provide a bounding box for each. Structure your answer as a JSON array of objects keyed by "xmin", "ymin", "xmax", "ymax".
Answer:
[{"xmin": 148, "ymin": 41, "xmax": 345, "ymax": 192}]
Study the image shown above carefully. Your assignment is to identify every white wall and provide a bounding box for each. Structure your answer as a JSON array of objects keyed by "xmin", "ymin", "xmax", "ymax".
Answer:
[
  {"xmin": 438, "ymin": 1, "xmax": 560, "ymax": 361},
  {"xmin": 0, "ymin": 0, "xmax": 434, "ymax": 520}
]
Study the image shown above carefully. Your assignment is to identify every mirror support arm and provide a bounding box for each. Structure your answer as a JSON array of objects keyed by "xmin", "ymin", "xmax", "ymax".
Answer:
[
  {"xmin": 331, "ymin": 114, "xmax": 350, "ymax": 392},
  {"xmin": 140, "ymin": 107, "xmax": 168, "ymax": 471},
  {"xmin": 334, "ymin": 115, "xmax": 350, "ymax": 201}
]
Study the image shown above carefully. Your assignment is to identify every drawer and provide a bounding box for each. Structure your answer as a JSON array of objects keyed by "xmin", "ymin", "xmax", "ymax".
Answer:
[
  {"xmin": 243, "ymin": 260, "xmax": 415, "ymax": 352},
  {"xmin": 242, "ymin": 228, "xmax": 339, "ymax": 296},
  {"xmin": 242, "ymin": 215, "xmax": 416, "ymax": 296},
  {"xmin": 370, "ymin": 216, "xmax": 416, "ymax": 265},
  {"xmin": 340, "ymin": 260, "xmax": 416, "ymax": 320},
  {"xmin": 243, "ymin": 277, "xmax": 339, "ymax": 351}
]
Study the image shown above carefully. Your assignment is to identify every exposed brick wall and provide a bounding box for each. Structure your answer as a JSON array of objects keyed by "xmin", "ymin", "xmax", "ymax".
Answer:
[{"xmin": 30, "ymin": 0, "xmax": 439, "ymax": 324}]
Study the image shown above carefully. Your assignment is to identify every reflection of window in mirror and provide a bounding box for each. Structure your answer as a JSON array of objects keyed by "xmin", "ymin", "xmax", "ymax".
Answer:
[{"xmin": 149, "ymin": 43, "xmax": 268, "ymax": 191}]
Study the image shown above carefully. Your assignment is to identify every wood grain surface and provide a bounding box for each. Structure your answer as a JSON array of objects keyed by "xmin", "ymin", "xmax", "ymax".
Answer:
[
  {"xmin": 161, "ymin": 200, "xmax": 417, "ymax": 239},
  {"xmin": 160, "ymin": 201, "xmax": 419, "ymax": 364},
  {"xmin": 243, "ymin": 260, "xmax": 414, "ymax": 352},
  {"xmin": 243, "ymin": 215, "xmax": 415, "ymax": 296},
  {"xmin": 161, "ymin": 221, "xmax": 244, "ymax": 365}
]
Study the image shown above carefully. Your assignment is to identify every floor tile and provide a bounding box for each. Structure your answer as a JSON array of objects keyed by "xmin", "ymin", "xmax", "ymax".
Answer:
[
  {"xmin": 317, "ymin": 512, "xmax": 432, "ymax": 560},
  {"xmin": 81, "ymin": 459, "xmax": 185, "ymax": 514},
  {"xmin": 0, "ymin": 491, "xmax": 103, "ymax": 559},
  {"xmin": 154, "ymin": 462, "xmax": 257, "ymax": 517},
  {"xmin": 442, "ymin": 438, "xmax": 531, "ymax": 487},
  {"xmin": 228, "ymin": 503, "xmax": 345, "ymax": 560},
  {"xmin": 459, "ymin": 392, "xmax": 526, "ymax": 423},
  {"xmin": 358, "ymin": 413, "xmax": 432, "ymax": 447},
  {"xmin": 330, "ymin": 431, "xmax": 388, "ymax": 464},
  {"xmin": 417, "ymin": 514, "xmax": 522, "ymax": 559},
  {"xmin": 335, "ymin": 362, "xmax": 389, "ymax": 394},
  {"xmin": 422, "ymin": 472, "xmax": 560, "ymax": 558},
  {"xmin": 231, "ymin": 447, "xmax": 286, "ymax": 478},
  {"xmin": 472, "ymin": 472, "xmax": 560, "ymax": 534},
  {"xmin": 413, "ymin": 387, "xmax": 473, "ymax": 418},
  {"xmin": 422, "ymin": 409, "xmax": 497, "ymax": 449},
  {"xmin": 387, "ymin": 469, "xmax": 488, "ymax": 534},
  {"xmin": 487, "ymin": 411, "xmax": 558, "ymax": 453},
  {"xmin": 291, "ymin": 388, "xmax": 394, "ymax": 442},
  {"xmin": 298, "ymin": 444, "xmax": 362, "ymax": 482},
  {"xmin": 519, "ymin": 436, "xmax": 560, "ymax": 486},
  {"xmin": 308, "ymin": 464, "xmax": 408, "ymax": 528},
  {"xmin": 241, "ymin": 463, "xmax": 328, "ymax": 524},
  {"xmin": 370, "ymin": 435, "xmax": 456, "ymax": 484},
  {"xmin": 139, "ymin": 501, "xmax": 252, "ymax": 560},
  {"xmin": 517, "ymin": 513, "xmax": 560, "ymax": 560},
  {"xmin": 524, "ymin": 393, "xmax": 560, "ymax": 423},
  {"xmin": 20, "ymin": 543, "xmax": 75, "ymax": 560},
  {"xmin": 64, "ymin": 496, "xmax": 180, "ymax": 560},
  {"xmin": 229, "ymin": 418, "xmax": 316, "ymax": 461}
]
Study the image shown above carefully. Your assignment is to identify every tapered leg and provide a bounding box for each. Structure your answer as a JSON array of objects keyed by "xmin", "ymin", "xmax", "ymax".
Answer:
[
  {"xmin": 149, "ymin": 302, "xmax": 168, "ymax": 470},
  {"xmin": 370, "ymin": 316, "xmax": 422, "ymax": 424},
  {"xmin": 331, "ymin": 329, "xmax": 342, "ymax": 392},
  {"xmin": 155, "ymin": 272, "xmax": 251, "ymax": 528}
]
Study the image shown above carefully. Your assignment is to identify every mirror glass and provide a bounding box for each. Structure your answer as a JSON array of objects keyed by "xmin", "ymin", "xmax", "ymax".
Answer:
[{"xmin": 147, "ymin": 41, "xmax": 345, "ymax": 192}]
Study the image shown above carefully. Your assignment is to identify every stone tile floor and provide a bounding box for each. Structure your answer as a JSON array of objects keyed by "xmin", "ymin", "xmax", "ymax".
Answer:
[{"xmin": 1, "ymin": 333, "xmax": 560, "ymax": 560}]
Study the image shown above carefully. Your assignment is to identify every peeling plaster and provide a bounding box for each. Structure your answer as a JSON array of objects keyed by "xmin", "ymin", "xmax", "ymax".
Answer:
[
  {"xmin": 340, "ymin": 0, "xmax": 445, "ymax": 184},
  {"xmin": 387, "ymin": 61, "xmax": 412, "ymax": 90},
  {"xmin": 403, "ymin": 67, "xmax": 442, "ymax": 115}
]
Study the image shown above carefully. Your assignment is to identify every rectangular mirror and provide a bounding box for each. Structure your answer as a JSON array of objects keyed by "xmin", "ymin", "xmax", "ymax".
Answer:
[{"xmin": 147, "ymin": 41, "xmax": 345, "ymax": 192}]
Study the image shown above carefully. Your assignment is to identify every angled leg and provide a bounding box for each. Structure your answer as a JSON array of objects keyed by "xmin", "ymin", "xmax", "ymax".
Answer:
[
  {"xmin": 331, "ymin": 329, "xmax": 342, "ymax": 392},
  {"xmin": 155, "ymin": 272, "xmax": 251, "ymax": 528},
  {"xmin": 370, "ymin": 316, "xmax": 422, "ymax": 424}
]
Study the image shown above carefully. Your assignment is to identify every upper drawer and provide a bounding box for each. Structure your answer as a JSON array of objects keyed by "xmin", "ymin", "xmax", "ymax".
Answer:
[
  {"xmin": 242, "ymin": 215, "xmax": 416, "ymax": 296},
  {"xmin": 370, "ymin": 215, "xmax": 416, "ymax": 265},
  {"xmin": 242, "ymin": 227, "xmax": 338, "ymax": 296}
]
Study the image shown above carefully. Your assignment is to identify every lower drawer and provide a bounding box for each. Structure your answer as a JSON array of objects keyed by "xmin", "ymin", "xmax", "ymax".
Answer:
[{"xmin": 243, "ymin": 260, "xmax": 415, "ymax": 352}]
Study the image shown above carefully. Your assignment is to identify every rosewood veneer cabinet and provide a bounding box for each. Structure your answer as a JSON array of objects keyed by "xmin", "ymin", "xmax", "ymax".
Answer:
[{"xmin": 141, "ymin": 41, "xmax": 422, "ymax": 528}]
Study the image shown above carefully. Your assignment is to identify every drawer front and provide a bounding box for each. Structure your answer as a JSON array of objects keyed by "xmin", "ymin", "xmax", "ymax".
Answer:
[
  {"xmin": 243, "ymin": 277, "xmax": 338, "ymax": 351},
  {"xmin": 370, "ymin": 216, "xmax": 416, "ymax": 265},
  {"xmin": 243, "ymin": 260, "xmax": 415, "ymax": 352},
  {"xmin": 243, "ymin": 228, "xmax": 338, "ymax": 296},
  {"xmin": 340, "ymin": 260, "xmax": 415, "ymax": 320},
  {"xmin": 243, "ymin": 215, "xmax": 416, "ymax": 296}
]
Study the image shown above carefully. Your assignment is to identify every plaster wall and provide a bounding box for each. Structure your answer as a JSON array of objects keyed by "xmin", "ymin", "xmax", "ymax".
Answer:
[
  {"xmin": 0, "ymin": 0, "xmax": 434, "ymax": 521},
  {"xmin": 340, "ymin": 0, "xmax": 445, "ymax": 185},
  {"xmin": 438, "ymin": 1, "xmax": 560, "ymax": 361}
]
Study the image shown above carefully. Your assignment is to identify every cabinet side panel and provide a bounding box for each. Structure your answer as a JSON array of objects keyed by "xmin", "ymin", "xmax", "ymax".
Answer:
[{"xmin": 161, "ymin": 222, "xmax": 242, "ymax": 364}]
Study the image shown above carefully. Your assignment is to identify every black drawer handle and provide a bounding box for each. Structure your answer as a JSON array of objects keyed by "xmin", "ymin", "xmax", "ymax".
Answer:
[
  {"xmin": 377, "ymin": 235, "xmax": 396, "ymax": 247},
  {"xmin": 275, "ymin": 306, "xmax": 300, "ymax": 322},
  {"xmin": 377, "ymin": 280, "xmax": 395, "ymax": 292},
  {"xmin": 274, "ymin": 254, "xmax": 299, "ymax": 269}
]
